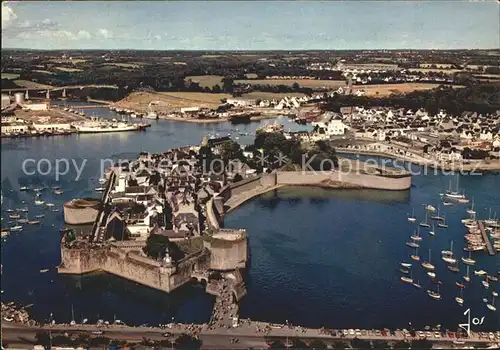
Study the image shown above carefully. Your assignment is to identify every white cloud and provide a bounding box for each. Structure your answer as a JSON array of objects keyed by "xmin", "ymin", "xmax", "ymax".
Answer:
[
  {"xmin": 77, "ymin": 30, "xmax": 92, "ymax": 40},
  {"xmin": 98, "ymin": 28, "xmax": 113, "ymax": 39},
  {"xmin": 2, "ymin": 2, "xmax": 17, "ymax": 29},
  {"xmin": 18, "ymin": 29, "xmax": 92, "ymax": 41},
  {"xmin": 154, "ymin": 35, "xmax": 162, "ymax": 40}
]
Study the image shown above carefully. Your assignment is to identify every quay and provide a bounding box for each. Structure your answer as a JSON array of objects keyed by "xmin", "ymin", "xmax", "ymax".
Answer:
[{"xmin": 478, "ymin": 221, "xmax": 495, "ymax": 256}]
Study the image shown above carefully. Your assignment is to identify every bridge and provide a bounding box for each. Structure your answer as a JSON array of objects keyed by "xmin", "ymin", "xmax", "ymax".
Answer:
[
  {"xmin": 478, "ymin": 221, "xmax": 495, "ymax": 256},
  {"xmin": 1, "ymin": 84, "xmax": 119, "ymax": 93}
]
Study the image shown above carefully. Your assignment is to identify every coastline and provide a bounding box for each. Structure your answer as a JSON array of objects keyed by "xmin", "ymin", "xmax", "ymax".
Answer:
[{"xmin": 336, "ymin": 148, "xmax": 500, "ymax": 173}]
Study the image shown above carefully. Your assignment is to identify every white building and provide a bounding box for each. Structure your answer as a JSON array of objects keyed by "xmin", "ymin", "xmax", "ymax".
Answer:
[
  {"xmin": 327, "ymin": 120, "xmax": 349, "ymax": 136},
  {"xmin": 32, "ymin": 123, "xmax": 72, "ymax": 131},
  {"xmin": 1, "ymin": 124, "xmax": 30, "ymax": 133},
  {"xmin": 22, "ymin": 102, "xmax": 49, "ymax": 111}
]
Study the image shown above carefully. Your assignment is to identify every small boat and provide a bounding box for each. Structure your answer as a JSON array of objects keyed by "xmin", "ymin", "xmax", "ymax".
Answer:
[
  {"xmin": 443, "ymin": 201, "xmax": 453, "ymax": 206},
  {"xmin": 425, "ymin": 205, "xmax": 436, "ymax": 212},
  {"xmin": 430, "ymin": 206, "xmax": 444, "ymax": 221},
  {"xmin": 428, "ymin": 224, "xmax": 435, "ymax": 236},
  {"xmin": 486, "ymin": 295, "xmax": 496, "ymax": 311},
  {"xmin": 410, "ymin": 254, "xmax": 420, "ymax": 261},
  {"xmin": 483, "ymin": 298, "xmax": 488, "ymax": 303},
  {"xmin": 16, "ymin": 208, "xmax": 28, "ymax": 212},
  {"xmin": 441, "ymin": 241, "xmax": 456, "ymax": 264},
  {"xmin": 453, "ymin": 340, "xmax": 466, "ymax": 345},
  {"xmin": 400, "ymin": 276, "xmax": 413, "ymax": 284},
  {"xmin": 8, "ymin": 214, "xmax": 20, "ymax": 219},
  {"xmin": 466, "ymin": 198, "xmax": 476, "ymax": 215},
  {"xmin": 419, "ymin": 211, "xmax": 430, "ymax": 228},
  {"xmin": 482, "ymin": 280, "xmax": 490, "ymax": 289},
  {"xmin": 475, "ymin": 270, "xmax": 487, "ymax": 276},
  {"xmin": 422, "ymin": 249, "xmax": 435, "ymax": 270},
  {"xmin": 51, "ymin": 208, "xmax": 59, "ymax": 212},
  {"xmin": 10, "ymin": 225, "xmax": 23, "ymax": 232},
  {"xmin": 401, "ymin": 262, "xmax": 412, "ymax": 268},
  {"xmin": 53, "ymin": 190, "xmax": 64, "ymax": 195},
  {"xmin": 28, "ymin": 220, "xmax": 40, "ymax": 225},
  {"xmin": 95, "ymin": 187, "xmax": 106, "ymax": 192},
  {"xmin": 455, "ymin": 288, "xmax": 464, "ymax": 305},
  {"xmin": 487, "ymin": 275, "xmax": 499, "ymax": 282},
  {"xmin": 406, "ymin": 241, "xmax": 419, "ymax": 248},
  {"xmin": 400, "ymin": 268, "xmax": 410, "ymax": 274},
  {"xmin": 410, "ymin": 228, "xmax": 423, "ymax": 241},
  {"xmin": 35, "ymin": 214, "xmax": 45, "ymax": 218},
  {"xmin": 5, "ymin": 209, "xmax": 14, "ymax": 213},
  {"xmin": 437, "ymin": 214, "xmax": 448, "ymax": 228},
  {"xmin": 19, "ymin": 186, "xmax": 29, "ymax": 191},
  {"xmin": 461, "ymin": 252, "xmax": 475, "ymax": 266},
  {"xmin": 456, "ymin": 282, "xmax": 465, "ymax": 288},
  {"xmin": 34, "ymin": 200, "xmax": 45, "ymax": 206},
  {"xmin": 412, "ymin": 280, "xmax": 422, "ymax": 289},
  {"xmin": 493, "ymin": 291, "xmax": 499, "ymax": 297},
  {"xmin": 45, "ymin": 203, "xmax": 55, "ymax": 207},
  {"xmin": 98, "ymin": 177, "xmax": 107, "ymax": 185},
  {"xmin": 432, "ymin": 279, "xmax": 443, "ymax": 285},
  {"xmin": 40, "ymin": 269, "xmax": 49, "ymax": 273},
  {"xmin": 427, "ymin": 285, "xmax": 441, "ymax": 300},
  {"xmin": 17, "ymin": 218, "xmax": 29, "ymax": 224},
  {"xmin": 447, "ymin": 265, "xmax": 460, "ymax": 273},
  {"xmin": 427, "ymin": 272, "xmax": 436, "ymax": 278}
]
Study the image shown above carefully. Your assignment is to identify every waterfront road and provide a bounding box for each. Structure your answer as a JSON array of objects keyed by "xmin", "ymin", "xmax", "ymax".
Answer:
[{"xmin": 2, "ymin": 321, "xmax": 498, "ymax": 349}]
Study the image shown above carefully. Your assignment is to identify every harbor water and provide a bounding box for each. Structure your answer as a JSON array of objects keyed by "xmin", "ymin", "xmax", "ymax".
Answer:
[{"xmin": 1, "ymin": 104, "xmax": 499, "ymax": 330}]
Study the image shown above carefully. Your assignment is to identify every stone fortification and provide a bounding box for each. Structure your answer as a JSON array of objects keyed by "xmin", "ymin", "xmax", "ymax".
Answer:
[
  {"xmin": 203, "ymin": 229, "xmax": 248, "ymax": 271},
  {"xmin": 63, "ymin": 198, "xmax": 101, "ymax": 225}
]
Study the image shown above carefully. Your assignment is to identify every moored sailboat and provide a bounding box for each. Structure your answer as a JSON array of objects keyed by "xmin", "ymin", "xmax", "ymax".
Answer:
[
  {"xmin": 422, "ymin": 249, "xmax": 435, "ymax": 270},
  {"xmin": 407, "ymin": 208, "xmax": 416, "ymax": 223},
  {"xmin": 455, "ymin": 288, "xmax": 464, "ymax": 305},
  {"xmin": 486, "ymin": 295, "xmax": 496, "ymax": 312},
  {"xmin": 427, "ymin": 284, "xmax": 441, "ymax": 300},
  {"xmin": 437, "ymin": 214, "xmax": 448, "ymax": 228},
  {"xmin": 461, "ymin": 251, "xmax": 475, "ymax": 265},
  {"xmin": 420, "ymin": 210, "xmax": 430, "ymax": 228}
]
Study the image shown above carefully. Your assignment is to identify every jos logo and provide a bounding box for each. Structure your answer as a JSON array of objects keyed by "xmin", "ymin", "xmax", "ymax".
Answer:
[{"xmin": 459, "ymin": 308, "xmax": 485, "ymax": 336}]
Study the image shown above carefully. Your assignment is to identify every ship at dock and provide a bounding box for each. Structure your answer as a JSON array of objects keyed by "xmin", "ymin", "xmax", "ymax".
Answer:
[{"xmin": 72, "ymin": 117, "xmax": 149, "ymax": 133}]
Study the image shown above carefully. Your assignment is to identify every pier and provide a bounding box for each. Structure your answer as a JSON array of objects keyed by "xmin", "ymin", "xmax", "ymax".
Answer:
[{"xmin": 478, "ymin": 221, "xmax": 495, "ymax": 256}]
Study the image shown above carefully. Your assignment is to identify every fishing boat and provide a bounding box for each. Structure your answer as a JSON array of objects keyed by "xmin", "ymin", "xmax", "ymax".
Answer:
[
  {"xmin": 420, "ymin": 211, "xmax": 431, "ymax": 228},
  {"xmin": 428, "ymin": 224, "xmax": 435, "ymax": 236},
  {"xmin": 427, "ymin": 284, "xmax": 441, "ymax": 300},
  {"xmin": 437, "ymin": 214, "xmax": 448, "ymax": 228},
  {"xmin": 466, "ymin": 198, "xmax": 476, "ymax": 215},
  {"xmin": 95, "ymin": 187, "xmax": 106, "ymax": 192},
  {"xmin": 406, "ymin": 241, "xmax": 419, "ymax": 248},
  {"xmin": 401, "ymin": 263, "xmax": 412, "ymax": 268},
  {"xmin": 422, "ymin": 249, "xmax": 435, "ymax": 271},
  {"xmin": 10, "ymin": 225, "xmax": 23, "ymax": 232},
  {"xmin": 455, "ymin": 288, "xmax": 464, "ymax": 305},
  {"xmin": 431, "ymin": 206, "xmax": 444, "ymax": 221},
  {"xmin": 447, "ymin": 265, "xmax": 460, "ymax": 273},
  {"xmin": 456, "ymin": 282, "xmax": 465, "ymax": 288},
  {"xmin": 486, "ymin": 295, "xmax": 496, "ymax": 311},
  {"xmin": 442, "ymin": 241, "xmax": 457, "ymax": 264},
  {"xmin": 461, "ymin": 252, "xmax": 475, "ymax": 265},
  {"xmin": 464, "ymin": 266, "xmax": 471, "ymax": 283},
  {"xmin": 474, "ymin": 270, "xmax": 487, "ymax": 276},
  {"xmin": 410, "ymin": 228, "xmax": 423, "ymax": 241},
  {"xmin": 482, "ymin": 280, "xmax": 490, "ymax": 289},
  {"xmin": 40, "ymin": 269, "xmax": 49, "ymax": 273},
  {"xmin": 407, "ymin": 208, "xmax": 416, "ymax": 223}
]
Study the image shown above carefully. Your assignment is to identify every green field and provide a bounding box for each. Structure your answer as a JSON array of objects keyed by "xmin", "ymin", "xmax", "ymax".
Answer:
[
  {"xmin": 235, "ymin": 79, "xmax": 346, "ymax": 89},
  {"xmin": 13, "ymin": 80, "xmax": 52, "ymax": 89},
  {"xmin": 185, "ymin": 75, "xmax": 224, "ymax": 88},
  {"xmin": 1, "ymin": 73, "xmax": 20, "ymax": 80}
]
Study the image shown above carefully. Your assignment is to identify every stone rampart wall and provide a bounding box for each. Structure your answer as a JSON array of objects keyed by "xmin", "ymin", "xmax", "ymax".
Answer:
[{"xmin": 63, "ymin": 205, "xmax": 99, "ymax": 225}]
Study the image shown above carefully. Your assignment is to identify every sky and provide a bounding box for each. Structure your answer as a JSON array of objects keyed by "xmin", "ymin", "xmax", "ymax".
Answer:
[{"xmin": 1, "ymin": 1, "xmax": 499, "ymax": 50}]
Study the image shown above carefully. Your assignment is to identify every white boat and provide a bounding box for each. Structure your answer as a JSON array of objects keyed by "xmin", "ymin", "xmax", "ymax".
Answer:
[
  {"xmin": 45, "ymin": 203, "xmax": 55, "ymax": 207},
  {"xmin": 10, "ymin": 225, "xmax": 23, "ymax": 232},
  {"xmin": 427, "ymin": 284, "xmax": 441, "ymax": 300},
  {"xmin": 441, "ymin": 241, "xmax": 456, "ymax": 264},
  {"xmin": 401, "ymin": 263, "xmax": 412, "ymax": 268},
  {"xmin": 444, "ymin": 176, "xmax": 466, "ymax": 200},
  {"xmin": 95, "ymin": 187, "xmax": 106, "ymax": 192},
  {"xmin": 466, "ymin": 198, "xmax": 476, "ymax": 215},
  {"xmin": 73, "ymin": 117, "xmax": 143, "ymax": 133},
  {"xmin": 19, "ymin": 186, "xmax": 29, "ymax": 191},
  {"xmin": 35, "ymin": 214, "xmax": 45, "ymax": 218},
  {"xmin": 98, "ymin": 177, "xmax": 107, "ymax": 185},
  {"xmin": 474, "ymin": 270, "xmax": 487, "ymax": 276},
  {"xmin": 493, "ymin": 291, "xmax": 498, "ymax": 297},
  {"xmin": 455, "ymin": 288, "xmax": 464, "ymax": 305},
  {"xmin": 430, "ymin": 206, "xmax": 444, "ymax": 221},
  {"xmin": 420, "ymin": 211, "xmax": 430, "ymax": 228},
  {"xmin": 406, "ymin": 241, "xmax": 419, "ymax": 248},
  {"xmin": 53, "ymin": 190, "xmax": 64, "ymax": 195},
  {"xmin": 486, "ymin": 296, "xmax": 496, "ymax": 311},
  {"xmin": 428, "ymin": 224, "xmax": 435, "ymax": 236},
  {"xmin": 425, "ymin": 205, "xmax": 436, "ymax": 212},
  {"xmin": 482, "ymin": 280, "xmax": 490, "ymax": 289},
  {"xmin": 437, "ymin": 214, "xmax": 448, "ymax": 228},
  {"xmin": 410, "ymin": 228, "xmax": 423, "ymax": 241},
  {"xmin": 400, "ymin": 276, "xmax": 413, "ymax": 284},
  {"xmin": 40, "ymin": 269, "xmax": 49, "ymax": 273},
  {"xmin": 34, "ymin": 199, "xmax": 45, "ymax": 206},
  {"xmin": 412, "ymin": 280, "xmax": 422, "ymax": 289},
  {"xmin": 28, "ymin": 220, "xmax": 40, "ymax": 225},
  {"xmin": 442, "ymin": 201, "xmax": 453, "ymax": 206},
  {"xmin": 461, "ymin": 252, "xmax": 475, "ymax": 265},
  {"xmin": 407, "ymin": 208, "xmax": 416, "ymax": 223},
  {"xmin": 422, "ymin": 249, "xmax": 435, "ymax": 271},
  {"xmin": 8, "ymin": 214, "xmax": 20, "ymax": 219}
]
